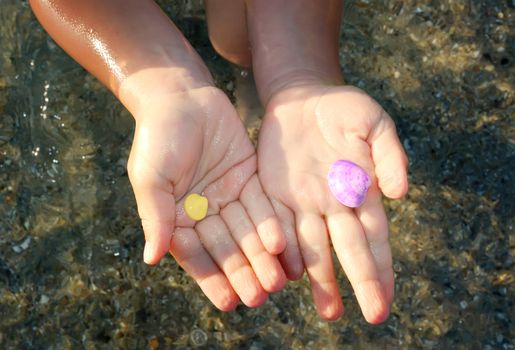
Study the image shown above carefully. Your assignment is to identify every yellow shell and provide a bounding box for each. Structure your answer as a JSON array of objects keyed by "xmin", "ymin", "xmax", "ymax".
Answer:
[{"xmin": 184, "ymin": 193, "xmax": 208, "ymax": 221}]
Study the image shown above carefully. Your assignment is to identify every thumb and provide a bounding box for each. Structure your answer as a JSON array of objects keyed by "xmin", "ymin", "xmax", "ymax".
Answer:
[
  {"xmin": 128, "ymin": 157, "xmax": 176, "ymax": 265},
  {"xmin": 369, "ymin": 112, "xmax": 409, "ymax": 199}
]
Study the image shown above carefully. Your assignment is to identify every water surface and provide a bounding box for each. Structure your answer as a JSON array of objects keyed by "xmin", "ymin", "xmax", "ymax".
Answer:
[{"xmin": 0, "ymin": 1, "xmax": 513, "ymax": 348}]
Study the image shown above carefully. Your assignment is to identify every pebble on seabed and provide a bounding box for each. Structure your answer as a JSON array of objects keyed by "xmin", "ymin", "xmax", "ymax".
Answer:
[{"xmin": 190, "ymin": 328, "xmax": 208, "ymax": 347}]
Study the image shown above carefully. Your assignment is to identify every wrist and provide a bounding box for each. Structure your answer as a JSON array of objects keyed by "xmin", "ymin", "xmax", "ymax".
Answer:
[
  {"xmin": 119, "ymin": 65, "xmax": 214, "ymax": 118},
  {"xmin": 255, "ymin": 67, "xmax": 343, "ymax": 106}
]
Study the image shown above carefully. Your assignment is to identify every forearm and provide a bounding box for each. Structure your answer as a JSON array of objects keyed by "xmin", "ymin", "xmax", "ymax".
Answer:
[
  {"xmin": 29, "ymin": 0, "xmax": 213, "ymax": 116},
  {"xmin": 246, "ymin": 0, "xmax": 343, "ymax": 104}
]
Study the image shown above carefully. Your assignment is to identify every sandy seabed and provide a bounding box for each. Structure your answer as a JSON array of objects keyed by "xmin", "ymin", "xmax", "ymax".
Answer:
[{"xmin": 0, "ymin": 1, "xmax": 513, "ymax": 349}]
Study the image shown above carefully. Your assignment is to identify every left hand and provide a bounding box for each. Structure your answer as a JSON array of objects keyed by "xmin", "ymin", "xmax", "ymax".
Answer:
[{"xmin": 257, "ymin": 84, "xmax": 408, "ymax": 322}]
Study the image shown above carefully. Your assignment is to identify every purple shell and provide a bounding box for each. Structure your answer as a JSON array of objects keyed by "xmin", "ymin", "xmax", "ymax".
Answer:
[{"xmin": 327, "ymin": 160, "xmax": 371, "ymax": 208}]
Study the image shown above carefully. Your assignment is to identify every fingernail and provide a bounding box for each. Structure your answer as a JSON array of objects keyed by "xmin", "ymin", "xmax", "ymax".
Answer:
[
  {"xmin": 143, "ymin": 241, "xmax": 156, "ymax": 264},
  {"xmin": 356, "ymin": 280, "xmax": 389, "ymax": 324}
]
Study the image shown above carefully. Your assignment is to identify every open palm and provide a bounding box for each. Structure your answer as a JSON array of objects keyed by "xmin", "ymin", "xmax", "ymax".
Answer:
[
  {"xmin": 258, "ymin": 85, "xmax": 408, "ymax": 322},
  {"xmin": 128, "ymin": 86, "xmax": 286, "ymax": 310}
]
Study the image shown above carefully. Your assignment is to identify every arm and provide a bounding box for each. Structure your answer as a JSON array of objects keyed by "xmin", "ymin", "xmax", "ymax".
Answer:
[
  {"xmin": 246, "ymin": 0, "xmax": 343, "ymax": 104},
  {"xmin": 30, "ymin": 0, "xmax": 288, "ymax": 310},
  {"xmin": 29, "ymin": 0, "xmax": 212, "ymax": 115},
  {"xmin": 247, "ymin": 0, "xmax": 409, "ymax": 322}
]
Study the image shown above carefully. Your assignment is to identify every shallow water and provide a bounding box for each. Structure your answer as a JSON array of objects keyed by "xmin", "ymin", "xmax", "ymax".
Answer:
[{"xmin": 0, "ymin": 0, "xmax": 513, "ymax": 349}]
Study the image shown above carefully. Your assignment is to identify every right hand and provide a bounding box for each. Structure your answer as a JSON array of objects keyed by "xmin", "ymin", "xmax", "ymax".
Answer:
[{"xmin": 127, "ymin": 86, "xmax": 287, "ymax": 310}]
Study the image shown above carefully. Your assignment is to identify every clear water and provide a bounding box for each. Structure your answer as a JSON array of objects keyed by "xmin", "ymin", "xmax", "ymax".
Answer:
[{"xmin": 0, "ymin": 0, "xmax": 513, "ymax": 349}]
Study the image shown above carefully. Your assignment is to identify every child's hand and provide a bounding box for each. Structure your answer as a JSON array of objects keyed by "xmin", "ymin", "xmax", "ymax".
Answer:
[
  {"xmin": 257, "ymin": 84, "xmax": 408, "ymax": 322},
  {"xmin": 29, "ymin": 0, "xmax": 288, "ymax": 312},
  {"xmin": 128, "ymin": 86, "xmax": 287, "ymax": 310}
]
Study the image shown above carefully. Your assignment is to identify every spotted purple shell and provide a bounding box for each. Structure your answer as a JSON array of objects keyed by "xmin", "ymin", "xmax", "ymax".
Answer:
[{"xmin": 327, "ymin": 160, "xmax": 371, "ymax": 208}]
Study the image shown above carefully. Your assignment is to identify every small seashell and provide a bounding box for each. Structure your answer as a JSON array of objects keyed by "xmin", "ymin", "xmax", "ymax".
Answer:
[
  {"xmin": 327, "ymin": 160, "xmax": 371, "ymax": 208},
  {"xmin": 184, "ymin": 193, "xmax": 208, "ymax": 221}
]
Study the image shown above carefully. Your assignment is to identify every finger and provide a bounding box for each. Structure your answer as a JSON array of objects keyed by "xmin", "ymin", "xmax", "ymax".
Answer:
[
  {"xmin": 270, "ymin": 199, "xmax": 304, "ymax": 280},
  {"xmin": 369, "ymin": 111, "xmax": 409, "ymax": 199},
  {"xmin": 221, "ymin": 201, "xmax": 287, "ymax": 292},
  {"xmin": 356, "ymin": 186, "xmax": 394, "ymax": 304},
  {"xmin": 128, "ymin": 157, "xmax": 175, "ymax": 265},
  {"xmin": 240, "ymin": 175, "xmax": 287, "ymax": 254},
  {"xmin": 170, "ymin": 228, "xmax": 239, "ymax": 311},
  {"xmin": 326, "ymin": 211, "xmax": 389, "ymax": 324},
  {"xmin": 196, "ymin": 215, "xmax": 268, "ymax": 307},
  {"xmin": 296, "ymin": 212, "xmax": 343, "ymax": 320}
]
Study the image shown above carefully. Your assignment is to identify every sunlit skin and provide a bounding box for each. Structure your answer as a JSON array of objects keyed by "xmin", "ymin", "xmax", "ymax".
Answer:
[
  {"xmin": 30, "ymin": 0, "xmax": 409, "ymax": 322},
  {"xmin": 127, "ymin": 85, "xmax": 287, "ymax": 309},
  {"xmin": 244, "ymin": 0, "xmax": 408, "ymax": 322},
  {"xmin": 257, "ymin": 84, "xmax": 408, "ymax": 323},
  {"xmin": 30, "ymin": 0, "xmax": 287, "ymax": 311}
]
